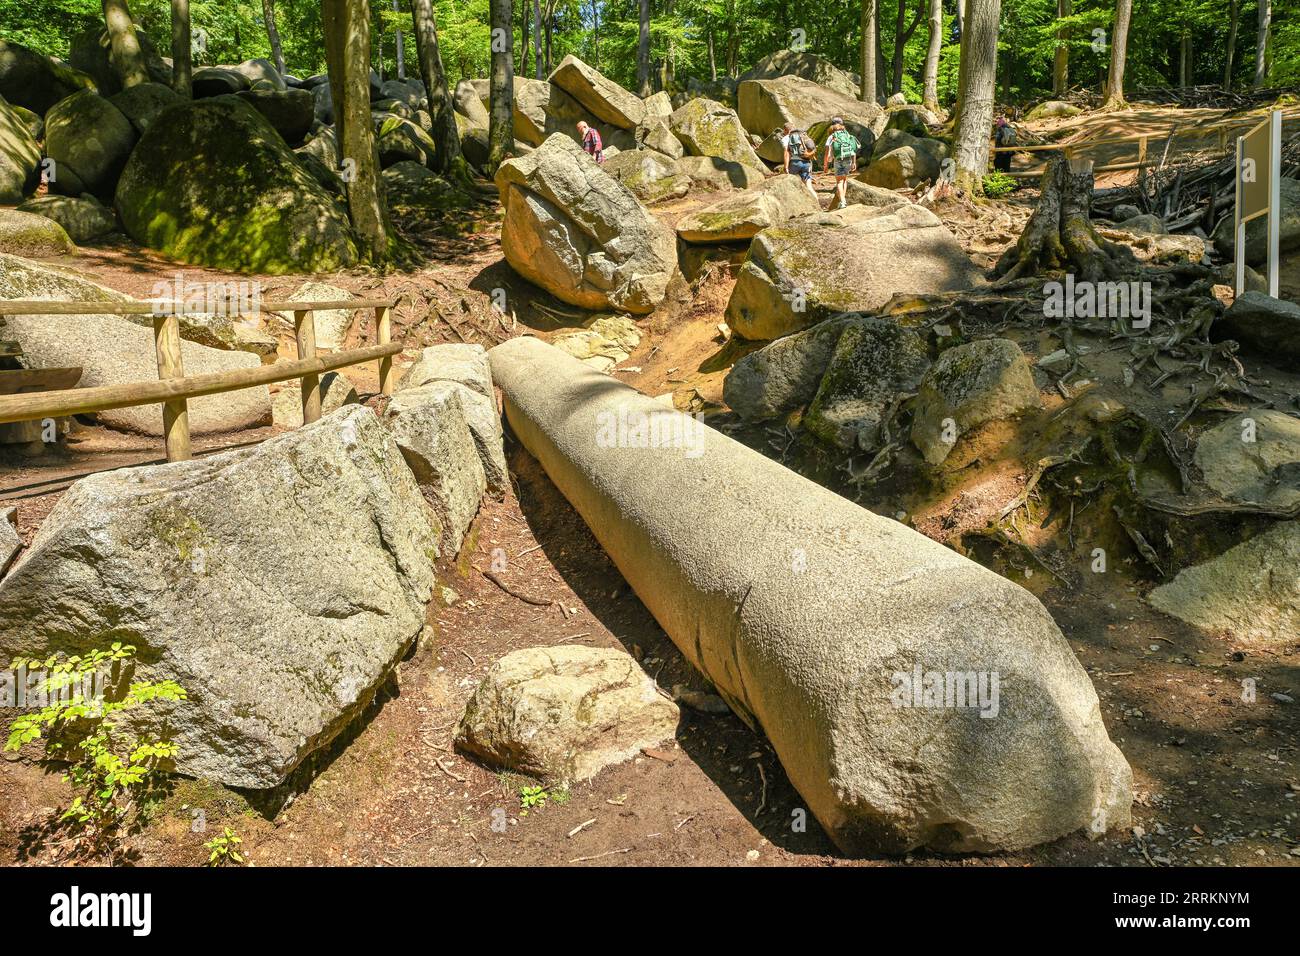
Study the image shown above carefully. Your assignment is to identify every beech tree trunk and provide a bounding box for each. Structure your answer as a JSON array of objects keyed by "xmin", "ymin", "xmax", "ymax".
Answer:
[
  {"xmin": 1255, "ymin": 0, "xmax": 1270, "ymax": 87},
  {"xmin": 891, "ymin": 0, "xmax": 923, "ymax": 96},
  {"xmin": 533, "ymin": 0, "xmax": 543, "ymax": 78},
  {"xmin": 263, "ymin": 0, "xmax": 286, "ymax": 76},
  {"xmin": 102, "ymin": 0, "xmax": 150, "ymax": 89},
  {"xmin": 637, "ymin": 0, "xmax": 651, "ymax": 96},
  {"xmin": 170, "ymin": 0, "xmax": 191, "ymax": 98},
  {"xmin": 1104, "ymin": 0, "xmax": 1131, "ymax": 107},
  {"xmin": 995, "ymin": 155, "xmax": 1138, "ymax": 282},
  {"xmin": 922, "ymin": 0, "xmax": 941, "ymax": 109},
  {"xmin": 953, "ymin": 0, "xmax": 999, "ymax": 192},
  {"xmin": 487, "ymin": 0, "xmax": 514, "ymax": 171},
  {"xmin": 323, "ymin": 0, "xmax": 394, "ymax": 261},
  {"xmin": 1053, "ymin": 0, "xmax": 1071, "ymax": 96},
  {"xmin": 1224, "ymin": 0, "xmax": 1239, "ymax": 90},
  {"xmin": 410, "ymin": 0, "xmax": 461, "ymax": 174},
  {"xmin": 859, "ymin": 0, "xmax": 878, "ymax": 103}
]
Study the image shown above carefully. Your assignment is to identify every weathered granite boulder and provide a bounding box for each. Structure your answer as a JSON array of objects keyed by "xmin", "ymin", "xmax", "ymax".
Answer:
[
  {"xmin": 1194, "ymin": 410, "xmax": 1300, "ymax": 511},
  {"xmin": 737, "ymin": 75, "xmax": 883, "ymax": 140},
  {"xmin": 0, "ymin": 95, "xmax": 42, "ymax": 204},
  {"xmin": 725, "ymin": 204, "xmax": 984, "ymax": 340},
  {"xmin": 602, "ymin": 148, "xmax": 690, "ymax": 204},
  {"xmin": 668, "ymin": 98, "xmax": 764, "ymax": 170},
  {"xmin": 0, "ymin": 40, "xmax": 96, "ymax": 115},
  {"xmin": 0, "ymin": 209, "xmax": 74, "ymax": 257},
  {"xmin": 723, "ymin": 315, "xmax": 859, "ymax": 419},
  {"xmin": 739, "ymin": 50, "xmax": 860, "ymax": 99},
  {"xmin": 549, "ymin": 54, "xmax": 645, "ymax": 130},
  {"xmin": 236, "ymin": 87, "xmax": 315, "ymax": 145},
  {"xmin": 16, "ymin": 195, "xmax": 118, "ymax": 243},
  {"xmin": 109, "ymin": 81, "xmax": 180, "ymax": 134},
  {"xmin": 44, "ymin": 90, "xmax": 138, "ymax": 199},
  {"xmin": 455, "ymin": 645, "xmax": 680, "ymax": 783},
  {"xmin": 1211, "ymin": 177, "xmax": 1300, "ymax": 266},
  {"xmin": 453, "ymin": 78, "xmax": 490, "ymax": 125},
  {"xmin": 676, "ymin": 174, "xmax": 820, "ymax": 243},
  {"xmin": 0, "ymin": 406, "xmax": 439, "ymax": 789},
  {"xmin": 675, "ymin": 154, "xmax": 764, "ymax": 190},
  {"xmin": 271, "ymin": 371, "xmax": 358, "ymax": 428},
  {"xmin": 495, "ymin": 134, "xmax": 679, "ymax": 315},
  {"xmin": 1214, "ymin": 290, "xmax": 1300, "ymax": 367}
]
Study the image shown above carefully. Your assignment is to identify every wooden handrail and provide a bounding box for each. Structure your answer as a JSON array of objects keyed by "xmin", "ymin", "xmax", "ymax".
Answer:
[{"xmin": 0, "ymin": 297, "xmax": 402, "ymax": 462}]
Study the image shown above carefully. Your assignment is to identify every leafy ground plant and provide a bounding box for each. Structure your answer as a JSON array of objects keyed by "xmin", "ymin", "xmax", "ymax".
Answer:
[
  {"xmin": 4, "ymin": 643, "xmax": 187, "ymax": 860},
  {"xmin": 203, "ymin": 827, "xmax": 245, "ymax": 866}
]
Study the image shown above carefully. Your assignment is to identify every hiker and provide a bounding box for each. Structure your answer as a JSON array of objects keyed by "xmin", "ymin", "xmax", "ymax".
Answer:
[
  {"xmin": 577, "ymin": 121, "xmax": 604, "ymax": 163},
  {"xmin": 781, "ymin": 123, "xmax": 818, "ymax": 201},
  {"xmin": 993, "ymin": 117, "xmax": 1016, "ymax": 174},
  {"xmin": 822, "ymin": 117, "xmax": 860, "ymax": 210}
]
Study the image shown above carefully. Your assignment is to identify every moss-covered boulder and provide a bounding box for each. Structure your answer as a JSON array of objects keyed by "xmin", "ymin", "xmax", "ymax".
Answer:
[
  {"xmin": 376, "ymin": 113, "xmax": 438, "ymax": 168},
  {"xmin": 725, "ymin": 204, "xmax": 984, "ymax": 340},
  {"xmin": 0, "ymin": 95, "xmax": 41, "ymax": 204},
  {"xmin": 675, "ymin": 155, "xmax": 764, "ymax": 190},
  {"xmin": 805, "ymin": 319, "xmax": 931, "ymax": 451},
  {"xmin": 677, "ymin": 174, "xmax": 820, "ymax": 244},
  {"xmin": 1025, "ymin": 100, "xmax": 1082, "ymax": 121},
  {"xmin": 109, "ymin": 81, "xmax": 181, "ymax": 135},
  {"xmin": 16, "ymin": 194, "xmax": 118, "ymax": 242},
  {"xmin": 115, "ymin": 96, "xmax": 358, "ymax": 274},
  {"xmin": 45, "ymin": 90, "xmax": 138, "ymax": 199},
  {"xmin": 235, "ymin": 88, "xmax": 314, "ymax": 146},
  {"xmin": 0, "ymin": 208, "xmax": 75, "ymax": 257},
  {"xmin": 0, "ymin": 40, "xmax": 97, "ymax": 116},
  {"xmin": 911, "ymin": 338, "xmax": 1042, "ymax": 466},
  {"xmin": 68, "ymin": 26, "xmax": 171, "ymax": 97},
  {"xmin": 668, "ymin": 98, "xmax": 764, "ymax": 170},
  {"xmin": 602, "ymin": 148, "xmax": 689, "ymax": 204}
]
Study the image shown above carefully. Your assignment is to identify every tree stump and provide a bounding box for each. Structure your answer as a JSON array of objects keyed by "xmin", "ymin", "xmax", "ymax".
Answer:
[{"xmin": 994, "ymin": 154, "xmax": 1139, "ymax": 283}]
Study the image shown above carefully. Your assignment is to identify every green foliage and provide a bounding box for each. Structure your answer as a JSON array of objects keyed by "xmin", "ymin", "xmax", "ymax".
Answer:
[
  {"xmin": 982, "ymin": 170, "xmax": 1017, "ymax": 196},
  {"xmin": 518, "ymin": 784, "xmax": 548, "ymax": 812},
  {"xmin": 4, "ymin": 643, "xmax": 187, "ymax": 858},
  {"xmin": 203, "ymin": 826, "xmax": 246, "ymax": 866}
]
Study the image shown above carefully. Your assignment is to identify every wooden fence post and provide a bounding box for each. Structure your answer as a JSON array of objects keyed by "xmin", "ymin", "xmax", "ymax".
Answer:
[
  {"xmin": 153, "ymin": 313, "xmax": 191, "ymax": 462},
  {"xmin": 1137, "ymin": 136, "xmax": 1148, "ymax": 168},
  {"xmin": 294, "ymin": 309, "xmax": 320, "ymax": 424},
  {"xmin": 376, "ymin": 305, "xmax": 394, "ymax": 396}
]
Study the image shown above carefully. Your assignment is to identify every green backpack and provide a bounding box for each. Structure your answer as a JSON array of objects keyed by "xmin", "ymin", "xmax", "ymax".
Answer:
[{"xmin": 830, "ymin": 129, "xmax": 859, "ymax": 160}]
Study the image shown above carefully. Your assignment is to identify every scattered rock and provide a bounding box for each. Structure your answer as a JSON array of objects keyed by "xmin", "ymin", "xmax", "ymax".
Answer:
[
  {"xmin": 495, "ymin": 134, "xmax": 678, "ymax": 314},
  {"xmin": 1025, "ymin": 100, "xmax": 1082, "ymax": 120},
  {"xmin": 736, "ymin": 75, "xmax": 882, "ymax": 140},
  {"xmin": 236, "ymin": 87, "xmax": 315, "ymax": 145},
  {"xmin": 804, "ymin": 319, "xmax": 931, "ymax": 451},
  {"xmin": 676, "ymin": 174, "xmax": 821, "ymax": 243},
  {"xmin": 453, "ymin": 78, "xmax": 489, "ymax": 125},
  {"xmin": 108, "ymin": 81, "xmax": 181, "ymax": 134},
  {"xmin": 0, "ymin": 208, "xmax": 75, "ymax": 257},
  {"xmin": 271, "ymin": 371, "xmax": 359, "ymax": 428},
  {"xmin": 722, "ymin": 315, "xmax": 859, "ymax": 420},
  {"xmin": 1149, "ymin": 521, "xmax": 1300, "ymax": 645},
  {"xmin": 911, "ymin": 338, "xmax": 1042, "ymax": 465},
  {"xmin": 668, "ymin": 98, "xmax": 764, "ymax": 170},
  {"xmin": 1194, "ymin": 409, "xmax": 1300, "ymax": 511},
  {"xmin": 674, "ymin": 154, "xmax": 764, "ymax": 190},
  {"xmin": 0, "ymin": 95, "xmax": 42, "ymax": 204},
  {"xmin": 0, "ymin": 40, "xmax": 96, "ymax": 115},
  {"xmin": 16, "ymin": 194, "xmax": 118, "ymax": 243},
  {"xmin": 549, "ymin": 54, "xmax": 644, "ymax": 130},
  {"xmin": 551, "ymin": 316, "xmax": 642, "ymax": 372},
  {"xmin": 192, "ymin": 66, "xmax": 249, "ymax": 98},
  {"xmin": 1215, "ymin": 291, "xmax": 1300, "ymax": 366},
  {"xmin": 279, "ymin": 281, "xmax": 357, "ymax": 350},
  {"xmin": 455, "ymin": 646, "xmax": 679, "ymax": 783},
  {"xmin": 845, "ymin": 179, "xmax": 908, "ymax": 209},
  {"xmin": 602, "ymin": 148, "xmax": 690, "ymax": 203},
  {"xmin": 0, "ymin": 405, "xmax": 438, "ymax": 789},
  {"xmin": 1115, "ymin": 213, "xmax": 1166, "ymax": 235},
  {"xmin": 739, "ymin": 49, "xmax": 860, "ymax": 99},
  {"xmin": 44, "ymin": 90, "xmax": 138, "ymax": 199},
  {"xmin": 116, "ymin": 96, "xmax": 357, "ymax": 274},
  {"xmin": 0, "ymin": 509, "xmax": 19, "ymax": 578}
]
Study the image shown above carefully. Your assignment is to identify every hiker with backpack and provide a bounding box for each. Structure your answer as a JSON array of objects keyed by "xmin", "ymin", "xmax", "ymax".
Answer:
[
  {"xmin": 781, "ymin": 123, "xmax": 818, "ymax": 201},
  {"xmin": 577, "ymin": 121, "xmax": 605, "ymax": 164},
  {"xmin": 823, "ymin": 117, "xmax": 860, "ymax": 210},
  {"xmin": 993, "ymin": 117, "xmax": 1016, "ymax": 174}
]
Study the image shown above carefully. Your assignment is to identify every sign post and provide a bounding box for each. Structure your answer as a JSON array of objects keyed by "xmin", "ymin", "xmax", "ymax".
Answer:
[{"xmin": 1235, "ymin": 109, "xmax": 1283, "ymax": 297}]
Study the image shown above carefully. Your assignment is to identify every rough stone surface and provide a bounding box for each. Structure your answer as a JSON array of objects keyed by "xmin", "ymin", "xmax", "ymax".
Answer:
[
  {"xmin": 0, "ymin": 406, "xmax": 439, "ymax": 789},
  {"xmin": 602, "ymin": 149, "xmax": 690, "ymax": 204},
  {"xmin": 725, "ymin": 204, "xmax": 983, "ymax": 340},
  {"xmin": 912, "ymin": 339, "xmax": 1042, "ymax": 465},
  {"xmin": 495, "ymin": 134, "xmax": 679, "ymax": 314},
  {"xmin": 488, "ymin": 337, "xmax": 1132, "ymax": 854},
  {"xmin": 384, "ymin": 383, "xmax": 487, "ymax": 557},
  {"xmin": 674, "ymin": 154, "xmax": 764, "ymax": 190},
  {"xmin": 397, "ymin": 344, "xmax": 506, "ymax": 492},
  {"xmin": 1215, "ymin": 291, "xmax": 1300, "ymax": 366},
  {"xmin": 236, "ymin": 87, "xmax": 315, "ymax": 145},
  {"xmin": 1194, "ymin": 410, "xmax": 1300, "ymax": 511},
  {"xmin": 276, "ymin": 281, "xmax": 358, "ymax": 350},
  {"xmin": 453, "ymin": 79, "xmax": 490, "ymax": 126},
  {"xmin": 635, "ymin": 116, "xmax": 685, "ymax": 160},
  {"xmin": 723, "ymin": 316, "xmax": 858, "ymax": 420},
  {"xmin": 0, "ymin": 208, "xmax": 75, "ymax": 257},
  {"xmin": 549, "ymin": 55, "xmax": 645, "ymax": 130},
  {"xmin": 0, "ymin": 510, "xmax": 18, "ymax": 577},
  {"xmin": 739, "ymin": 50, "xmax": 860, "ymax": 99},
  {"xmin": 845, "ymin": 179, "xmax": 908, "ymax": 209},
  {"xmin": 668, "ymin": 98, "xmax": 764, "ymax": 170},
  {"xmin": 1149, "ymin": 521, "xmax": 1300, "ymax": 645},
  {"xmin": 271, "ymin": 371, "xmax": 359, "ymax": 428},
  {"xmin": 16, "ymin": 194, "xmax": 118, "ymax": 243},
  {"xmin": 550, "ymin": 316, "xmax": 641, "ymax": 372},
  {"xmin": 736, "ymin": 75, "xmax": 882, "ymax": 139},
  {"xmin": 0, "ymin": 253, "xmax": 270, "ymax": 435},
  {"xmin": 805, "ymin": 319, "xmax": 931, "ymax": 450},
  {"xmin": 0, "ymin": 40, "xmax": 96, "ymax": 115},
  {"xmin": 455, "ymin": 645, "xmax": 680, "ymax": 783},
  {"xmin": 44, "ymin": 90, "xmax": 138, "ymax": 199},
  {"xmin": 676, "ymin": 175, "xmax": 820, "ymax": 243},
  {"xmin": 0, "ymin": 95, "xmax": 41, "ymax": 204},
  {"xmin": 1025, "ymin": 100, "xmax": 1082, "ymax": 120},
  {"xmin": 116, "ymin": 96, "xmax": 357, "ymax": 274},
  {"xmin": 109, "ymin": 81, "xmax": 181, "ymax": 134}
]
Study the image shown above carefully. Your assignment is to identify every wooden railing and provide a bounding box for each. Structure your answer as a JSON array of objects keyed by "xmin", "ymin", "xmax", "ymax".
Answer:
[{"xmin": 0, "ymin": 298, "xmax": 399, "ymax": 463}]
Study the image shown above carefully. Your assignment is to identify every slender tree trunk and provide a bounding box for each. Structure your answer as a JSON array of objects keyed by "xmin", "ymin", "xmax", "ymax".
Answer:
[
  {"xmin": 487, "ymin": 0, "xmax": 514, "ymax": 171},
  {"xmin": 922, "ymin": 0, "xmax": 941, "ymax": 109},
  {"xmin": 859, "ymin": 0, "xmax": 877, "ymax": 102},
  {"xmin": 410, "ymin": 0, "xmax": 461, "ymax": 174},
  {"xmin": 170, "ymin": 0, "xmax": 191, "ymax": 98},
  {"xmin": 394, "ymin": 0, "xmax": 406, "ymax": 79},
  {"xmin": 1053, "ymin": 0, "xmax": 1071, "ymax": 95},
  {"xmin": 637, "ymin": 0, "xmax": 651, "ymax": 96},
  {"xmin": 1179, "ymin": 27, "xmax": 1191, "ymax": 87},
  {"xmin": 262, "ymin": 0, "xmax": 286, "ymax": 75},
  {"xmin": 544, "ymin": 0, "xmax": 554, "ymax": 74},
  {"xmin": 891, "ymin": 0, "xmax": 922, "ymax": 96},
  {"xmin": 591, "ymin": 0, "xmax": 599, "ymax": 67},
  {"xmin": 102, "ymin": 0, "xmax": 150, "ymax": 88},
  {"xmin": 533, "ymin": 0, "xmax": 543, "ymax": 78},
  {"xmin": 1255, "ymin": 0, "xmax": 1270, "ymax": 87},
  {"xmin": 954, "ymin": 0, "xmax": 1000, "ymax": 193},
  {"xmin": 1224, "ymin": 0, "xmax": 1239, "ymax": 89},
  {"xmin": 323, "ymin": 0, "xmax": 393, "ymax": 262},
  {"xmin": 707, "ymin": 28, "xmax": 717, "ymax": 81},
  {"xmin": 1104, "ymin": 0, "xmax": 1131, "ymax": 107},
  {"xmin": 952, "ymin": 0, "xmax": 970, "ymax": 126}
]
